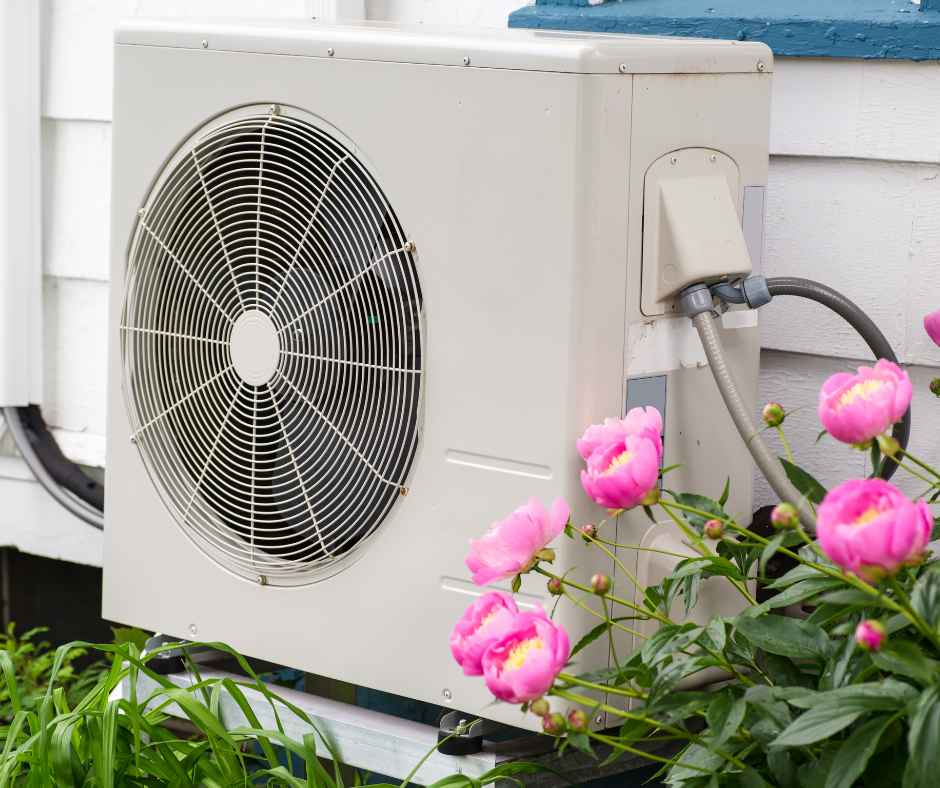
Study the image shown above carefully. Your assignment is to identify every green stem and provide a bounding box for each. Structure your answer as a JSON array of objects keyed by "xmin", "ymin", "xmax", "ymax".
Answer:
[
  {"xmin": 659, "ymin": 502, "xmax": 758, "ymax": 607},
  {"xmin": 562, "ymin": 589, "xmax": 647, "ymax": 641},
  {"xmin": 535, "ymin": 566, "xmax": 672, "ymax": 626},
  {"xmin": 557, "ymin": 672, "xmax": 645, "ymax": 700},
  {"xmin": 583, "ymin": 529, "xmax": 645, "ymax": 595},
  {"xmin": 555, "ymin": 689, "xmax": 748, "ymax": 771},
  {"xmin": 899, "ymin": 448, "xmax": 940, "ymax": 483},
  {"xmin": 776, "ymin": 425, "xmax": 794, "ymax": 464},
  {"xmin": 593, "ymin": 537, "xmax": 691, "ymax": 561}
]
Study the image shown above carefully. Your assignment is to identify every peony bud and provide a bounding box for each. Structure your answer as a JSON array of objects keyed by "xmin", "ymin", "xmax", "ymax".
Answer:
[
  {"xmin": 855, "ymin": 619, "xmax": 886, "ymax": 652},
  {"xmin": 543, "ymin": 712, "xmax": 566, "ymax": 736},
  {"xmin": 547, "ymin": 577, "xmax": 563, "ymax": 596},
  {"xmin": 876, "ymin": 434, "xmax": 900, "ymax": 458},
  {"xmin": 704, "ymin": 519, "xmax": 725, "ymax": 539},
  {"xmin": 590, "ymin": 573, "xmax": 611, "ymax": 595},
  {"xmin": 770, "ymin": 502, "xmax": 799, "ymax": 530},
  {"xmin": 530, "ymin": 698, "xmax": 550, "ymax": 717},
  {"xmin": 580, "ymin": 524, "xmax": 597, "ymax": 542},
  {"xmin": 762, "ymin": 402, "xmax": 786, "ymax": 428},
  {"xmin": 567, "ymin": 709, "xmax": 588, "ymax": 732},
  {"xmin": 931, "ymin": 378, "xmax": 940, "ymax": 398}
]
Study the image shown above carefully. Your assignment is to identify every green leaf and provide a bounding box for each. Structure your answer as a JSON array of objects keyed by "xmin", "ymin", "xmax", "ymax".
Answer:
[
  {"xmin": 760, "ymin": 533, "xmax": 785, "ymax": 578},
  {"xmin": 666, "ymin": 742, "xmax": 723, "ymax": 785},
  {"xmin": 752, "ymin": 577, "xmax": 844, "ymax": 616},
  {"xmin": 565, "ymin": 731, "xmax": 593, "ymax": 756},
  {"xmin": 735, "ymin": 614, "xmax": 831, "ymax": 660},
  {"xmin": 772, "ymin": 706, "xmax": 866, "ymax": 748},
  {"xmin": 904, "ymin": 686, "xmax": 940, "ymax": 788},
  {"xmin": 910, "ymin": 569, "xmax": 940, "ymax": 633},
  {"xmin": 766, "ymin": 563, "xmax": 827, "ymax": 590},
  {"xmin": 786, "ymin": 679, "xmax": 917, "ymax": 711},
  {"xmin": 707, "ymin": 691, "xmax": 746, "ymax": 747},
  {"xmin": 768, "ymin": 749, "xmax": 798, "ymax": 788},
  {"xmin": 672, "ymin": 492, "xmax": 726, "ymax": 530},
  {"xmin": 703, "ymin": 618, "xmax": 727, "ymax": 654},
  {"xmin": 825, "ymin": 714, "xmax": 893, "ymax": 788},
  {"xmin": 570, "ymin": 621, "xmax": 609, "ymax": 658},
  {"xmin": 780, "ymin": 458, "xmax": 827, "ymax": 504},
  {"xmin": 719, "ymin": 477, "xmax": 731, "ymax": 507},
  {"xmin": 511, "ymin": 574, "xmax": 521, "ymax": 593},
  {"xmin": 816, "ymin": 588, "xmax": 890, "ymax": 607},
  {"xmin": 872, "ymin": 640, "xmax": 940, "ymax": 686}
]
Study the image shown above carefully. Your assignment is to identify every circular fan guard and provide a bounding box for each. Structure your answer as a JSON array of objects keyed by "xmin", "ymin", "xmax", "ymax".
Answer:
[{"xmin": 121, "ymin": 105, "xmax": 423, "ymax": 586}]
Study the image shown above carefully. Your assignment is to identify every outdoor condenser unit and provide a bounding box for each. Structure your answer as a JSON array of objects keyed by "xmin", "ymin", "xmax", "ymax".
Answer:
[{"xmin": 104, "ymin": 19, "xmax": 771, "ymax": 730}]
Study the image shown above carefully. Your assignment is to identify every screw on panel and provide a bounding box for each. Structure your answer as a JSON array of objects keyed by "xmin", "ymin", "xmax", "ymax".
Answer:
[
  {"xmin": 137, "ymin": 208, "xmax": 146, "ymax": 217},
  {"xmin": 403, "ymin": 240, "xmax": 416, "ymax": 253},
  {"xmin": 618, "ymin": 63, "xmax": 628, "ymax": 74},
  {"xmin": 268, "ymin": 104, "xmax": 281, "ymax": 116},
  {"xmin": 201, "ymin": 39, "xmax": 209, "ymax": 49},
  {"xmin": 257, "ymin": 575, "xmax": 268, "ymax": 586},
  {"xmin": 442, "ymin": 688, "xmax": 453, "ymax": 701},
  {"xmin": 709, "ymin": 153, "xmax": 717, "ymax": 163},
  {"xmin": 129, "ymin": 435, "xmax": 137, "ymax": 444},
  {"xmin": 756, "ymin": 60, "xmax": 766, "ymax": 72},
  {"xmin": 462, "ymin": 56, "xmax": 471, "ymax": 66},
  {"xmin": 399, "ymin": 486, "xmax": 409, "ymax": 497},
  {"xmin": 595, "ymin": 714, "xmax": 604, "ymax": 725},
  {"xmin": 670, "ymin": 155, "xmax": 678, "ymax": 165},
  {"xmin": 327, "ymin": 47, "xmax": 335, "ymax": 57},
  {"xmin": 189, "ymin": 624, "xmax": 198, "ymax": 636}
]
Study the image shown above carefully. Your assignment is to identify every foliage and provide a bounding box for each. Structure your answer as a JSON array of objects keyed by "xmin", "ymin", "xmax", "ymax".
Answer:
[
  {"xmin": 0, "ymin": 624, "xmax": 104, "ymax": 725},
  {"xmin": 0, "ymin": 636, "xmax": 530, "ymax": 787},
  {"xmin": 538, "ymin": 451, "xmax": 940, "ymax": 787}
]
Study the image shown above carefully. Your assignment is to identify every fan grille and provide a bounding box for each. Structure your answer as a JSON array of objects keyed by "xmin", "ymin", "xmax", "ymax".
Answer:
[{"xmin": 121, "ymin": 105, "xmax": 423, "ymax": 585}]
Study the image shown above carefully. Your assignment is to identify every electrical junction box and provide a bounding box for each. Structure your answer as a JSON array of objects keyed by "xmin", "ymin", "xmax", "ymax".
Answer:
[{"xmin": 103, "ymin": 19, "xmax": 771, "ymax": 731}]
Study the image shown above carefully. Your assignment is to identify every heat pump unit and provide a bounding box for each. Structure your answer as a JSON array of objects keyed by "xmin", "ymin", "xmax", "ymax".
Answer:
[{"xmin": 104, "ymin": 19, "xmax": 771, "ymax": 730}]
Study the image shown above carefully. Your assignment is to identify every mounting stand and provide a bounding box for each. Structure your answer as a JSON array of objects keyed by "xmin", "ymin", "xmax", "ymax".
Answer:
[{"xmin": 117, "ymin": 663, "xmax": 682, "ymax": 786}]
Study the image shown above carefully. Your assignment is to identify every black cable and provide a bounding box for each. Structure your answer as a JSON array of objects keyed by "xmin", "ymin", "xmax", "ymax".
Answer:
[{"xmin": 764, "ymin": 276, "xmax": 911, "ymax": 481}]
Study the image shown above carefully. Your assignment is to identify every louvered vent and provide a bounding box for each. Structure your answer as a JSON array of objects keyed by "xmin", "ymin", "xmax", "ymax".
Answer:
[{"xmin": 121, "ymin": 105, "xmax": 423, "ymax": 586}]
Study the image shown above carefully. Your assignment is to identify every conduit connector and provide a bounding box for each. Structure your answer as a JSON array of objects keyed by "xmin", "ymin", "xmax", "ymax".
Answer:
[{"xmin": 678, "ymin": 283, "xmax": 716, "ymax": 318}]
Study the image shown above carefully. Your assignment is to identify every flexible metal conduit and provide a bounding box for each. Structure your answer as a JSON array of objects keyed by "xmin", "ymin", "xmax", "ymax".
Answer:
[
  {"xmin": 692, "ymin": 311, "xmax": 818, "ymax": 531},
  {"xmin": 765, "ymin": 277, "xmax": 910, "ymax": 481},
  {"xmin": 689, "ymin": 275, "xmax": 913, "ymax": 534}
]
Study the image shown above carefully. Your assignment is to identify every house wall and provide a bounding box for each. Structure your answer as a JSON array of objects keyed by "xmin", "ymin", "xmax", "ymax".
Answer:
[{"xmin": 3, "ymin": 0, "xmax": 940, "ymax": 566}]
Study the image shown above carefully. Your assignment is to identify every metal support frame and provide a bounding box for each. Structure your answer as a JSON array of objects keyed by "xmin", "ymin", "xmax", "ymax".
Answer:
[{"xmin": 120, "ymin": 666, "xmax": 679, "ymax": 786}]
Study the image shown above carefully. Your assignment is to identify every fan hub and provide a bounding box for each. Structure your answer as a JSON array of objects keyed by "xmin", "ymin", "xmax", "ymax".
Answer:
[{"xmin": 230, "ymin": 310, "xmax": 279, "ymax": 386}]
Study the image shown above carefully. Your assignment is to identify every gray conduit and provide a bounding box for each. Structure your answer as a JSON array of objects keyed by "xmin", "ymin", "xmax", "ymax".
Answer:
[
  {"xmin": 2, "ymin": 406, "xmax": 104, "ymax": 530},
  {"xmin": 691, "ymin": 312, "xmax": 817, "ymax": 532}
]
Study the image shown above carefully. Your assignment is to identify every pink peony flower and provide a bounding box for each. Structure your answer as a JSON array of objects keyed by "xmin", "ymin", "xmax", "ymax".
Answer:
[
  {"xmin": 924, "ymin": 309, "xmax": 940, "ymax": 347},
  {"xmin": 465, "ymin": 498, "xmax": 570, "ymax": 586},
  {"xmin": 818, "ymin": 360, "xmax": 912, "ymax": 446},
  {"xmin": 855, "ymin": 620, "xmax": 886, "ymax": 652},
  {"xmin": 481, "ymin": 608, "xmax": 570, "ymax": 703},
  {"xmin": 449, "ymin": 592, "xmax": 520, "ymax": 676},
  {"xmin": 577, "ymin": 407, "xmax": 663, "ymax": 464},
  {"xmin": 580, "ymin": 434, "xmax": 660, "ymax": 510},
  {"xmin": 816, "ymin": 479, "xmax": 931, "ymax": 583}
]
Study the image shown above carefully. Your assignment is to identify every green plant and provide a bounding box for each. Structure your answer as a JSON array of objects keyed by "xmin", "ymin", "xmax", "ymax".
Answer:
[
  {"xmin": 0, "ymin": 624, "xmax": 104, "ymax": 725},
  {"xmin": 0, "ymin": 637, "xmax": 539, "ymax": 787}
]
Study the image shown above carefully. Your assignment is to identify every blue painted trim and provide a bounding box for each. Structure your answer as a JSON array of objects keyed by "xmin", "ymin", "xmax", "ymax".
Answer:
[{"xmin": 509, "ymin": 1, "xmax": 940, "ymax": 61}]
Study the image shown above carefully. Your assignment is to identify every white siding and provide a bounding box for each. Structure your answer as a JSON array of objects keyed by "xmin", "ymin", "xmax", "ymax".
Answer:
[{"xmin": 4, "ymin": 1, "xmax": 940, "ymax": 566}]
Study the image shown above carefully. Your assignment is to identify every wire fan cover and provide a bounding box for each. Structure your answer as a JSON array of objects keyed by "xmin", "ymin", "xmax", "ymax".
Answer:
[{"xmin": 121, "ymin": 105, "xmax": 424, "ymax": 586}]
